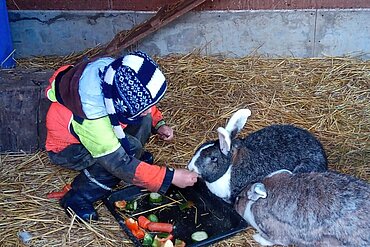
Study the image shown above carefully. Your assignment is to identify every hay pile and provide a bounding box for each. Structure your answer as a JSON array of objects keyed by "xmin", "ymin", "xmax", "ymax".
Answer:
[{"xmin": 1, "ymin": 53, "xmax": 369, "ymax": 247}]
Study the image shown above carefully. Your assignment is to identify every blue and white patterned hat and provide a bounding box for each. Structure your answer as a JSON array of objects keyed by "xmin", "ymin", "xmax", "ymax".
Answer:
[
  {"xmin": 103, "ymin": 51, "xmax": 167, "ymax": 121},
  {"xmin": 101, "ymin": 51, "xmax": 167, "ymax": 154}
]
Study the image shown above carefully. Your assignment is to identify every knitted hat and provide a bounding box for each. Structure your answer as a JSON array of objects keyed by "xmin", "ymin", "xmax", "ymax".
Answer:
[{"xmin": 101, "ymin": 51, "xmax": 167, "ymax": 154}]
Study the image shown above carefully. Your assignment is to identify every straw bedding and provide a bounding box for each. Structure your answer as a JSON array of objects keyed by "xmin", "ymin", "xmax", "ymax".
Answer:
[{"xmin": 1, "ymin": 53, "xmax": 369, "ymax": 246}]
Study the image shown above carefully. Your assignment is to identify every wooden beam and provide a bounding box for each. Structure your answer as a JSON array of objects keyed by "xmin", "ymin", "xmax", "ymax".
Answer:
[{"xmin": 95, "ymin": 0, "xmax": 207, "ymax": 58}]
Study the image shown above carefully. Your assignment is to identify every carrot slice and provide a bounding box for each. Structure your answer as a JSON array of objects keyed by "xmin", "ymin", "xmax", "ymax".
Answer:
[
  {"xmin": 132, "ymin": 228, "xmax": 145, "ymax": 239},
  {"xmin": 62, "ymin": 184, "xmax": 72, "ymax": 192},
  {"xmin": 47, "ymin": 184, "xmax": 72, "ymax": 199},
  {"xmin": 46, "ymin": 191, "xmax": 66, "ymax": 199},
  {"xmin": 147, "ymin": 222, "xmax": 173, "ymax": 233},
  {"xmin": 125, "ymin": 218, "xmax": 139, "ymax": 231},
  {"xmin": 138, "ymin": 215, "xmax": 151, "ymax": 229}
]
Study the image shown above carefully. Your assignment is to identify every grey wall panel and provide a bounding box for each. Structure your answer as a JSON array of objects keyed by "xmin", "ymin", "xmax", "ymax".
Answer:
[
  {"xmin": 138, "ymin": 11, "xmax": 315, "ymax": 58},
  {"xmin": 315, "ymin": 9, "xmax": 370, "ymax": 59},
  {"xmin": 9, "ymin": 11, "xmax": 140, "ymax": 57},
  {"xmin": 8, "ymin": 9, "xmax": 370, "ymax": 59}
]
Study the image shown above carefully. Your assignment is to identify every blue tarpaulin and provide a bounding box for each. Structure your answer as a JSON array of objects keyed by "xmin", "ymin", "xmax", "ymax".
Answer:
[{"xmin": 0, "ymin": 0, "xmax": 15, "ymax": 68}]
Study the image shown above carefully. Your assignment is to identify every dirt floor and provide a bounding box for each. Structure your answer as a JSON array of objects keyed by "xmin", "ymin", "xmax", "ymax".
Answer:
[{"xmin": 1, "ymin": 54, "xmax": 369, "ymax": 246}]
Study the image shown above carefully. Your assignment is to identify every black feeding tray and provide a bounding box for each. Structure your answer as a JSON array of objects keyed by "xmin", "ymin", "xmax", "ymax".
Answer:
[{"xmin": 103, "ymin": 181, "xmax": 248, "ymax": 246}]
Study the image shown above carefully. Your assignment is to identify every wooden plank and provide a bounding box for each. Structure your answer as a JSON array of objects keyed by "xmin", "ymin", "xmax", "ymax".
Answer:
[
  {"xmin": 96, "ymin": 0, "xmax": 207, "ymax": 58},
  {"xmin": 6, "ymin": 0, "xmax": 110, "ymax": 10},
  {"xmin": 0, "ymin": 69, "xmax": 52, "ymax": 152}
]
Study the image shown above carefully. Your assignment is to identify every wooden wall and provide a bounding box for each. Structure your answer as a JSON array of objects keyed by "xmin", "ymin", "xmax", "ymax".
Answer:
[
  {"xmin": 0, "ymin": 69, "xmax": 52, "ymax": 152},
  {"xmin": 6, "ymin": 0, "xmax": 370, "ymax": 11}
]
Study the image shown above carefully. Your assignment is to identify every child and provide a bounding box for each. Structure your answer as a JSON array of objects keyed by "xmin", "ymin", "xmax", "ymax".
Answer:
[{"xmin": 45, "ymin": 51, "xmax": 198, "ymax": 221}]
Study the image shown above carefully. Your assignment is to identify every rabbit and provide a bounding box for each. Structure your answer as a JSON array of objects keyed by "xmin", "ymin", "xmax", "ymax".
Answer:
[
  {"xmin": 234, "ymin": 169, "xmax": 370, "ymax": 247},
  {"xmin": 187, "ymin": 109, "xmax": 328, "ymax": 203}
]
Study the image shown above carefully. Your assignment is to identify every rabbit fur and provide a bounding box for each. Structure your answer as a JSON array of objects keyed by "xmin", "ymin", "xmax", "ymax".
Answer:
[
  {"xmin": 234, "ymin": 170, "xmax": 370, "ymax": 247},
  {"xmin": 187, "ymin": 109, "xmax": 328, "ymax": 203}
]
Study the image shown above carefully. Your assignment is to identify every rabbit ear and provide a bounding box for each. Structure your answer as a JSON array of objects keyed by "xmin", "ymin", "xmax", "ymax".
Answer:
[
  {"xmin": 225, "ymin": 109, "xmax": 252, "ymax": 139},
  {"xmin": 217, "ymin": 109, "xmax": 251, "ymax": 156},
  {"xmin": 217, "ymin": 127, "xmax": 231, "ymax": 155},
  {"xmin": 247, "ymin": 183, "xmax": 267, "ymax": 201}
]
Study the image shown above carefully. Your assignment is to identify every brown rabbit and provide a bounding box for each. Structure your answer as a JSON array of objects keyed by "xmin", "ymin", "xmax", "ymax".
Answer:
[{"xmin": 234, "ymin": 169, "xmax": 370, "ymax": 247}]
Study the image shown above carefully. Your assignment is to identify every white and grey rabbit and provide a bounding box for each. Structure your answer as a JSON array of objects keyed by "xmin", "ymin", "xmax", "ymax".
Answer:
[
  {"xmin": 187, "ymin": 109, "xmax": 328, "ymax": 203},
  {"xmin": 234, "ymin": 169, "xmax": 370, "ymax": 247}
]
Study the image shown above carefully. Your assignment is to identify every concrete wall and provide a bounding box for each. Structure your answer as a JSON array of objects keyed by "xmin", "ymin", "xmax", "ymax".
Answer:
[{"xmin": 8, "ymin": 9, "xmax": 370, "ymax": 59}]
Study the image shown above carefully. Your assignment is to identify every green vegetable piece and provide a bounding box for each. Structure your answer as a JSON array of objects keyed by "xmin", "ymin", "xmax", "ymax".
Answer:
[
  {"xmin": 191, "ymin": 231, "xmax": 208, "ymax": 242},
  {"xmin": 179, "ymin": 200, "xmax": 194, "ymax": 211},
  {"xmin": 148, "ymin": 214, "xmax": 159, "ymax": 222},
  {"xmin": 174, "ymin": 239, "xmax": 186, "ymax": 247},
  {"xmin": 156, "ymin": 232, "xmax": 170, "ymax": 239},
  {"xmin": 151, "ymin": 238, "xmax": 161, "ymax": 247},
  {"xmin": 125, "ymin": 200, "xmax": 138, "ymax": 211},
  {"xmin": 149, "ymin": 192, "xmax": 163, "ymax": 203},
  {"xmin": 142, "ymin": 233, "xmax": 153, "ymax": 246},
  {"xmin": 174, "ymin": 239, "xmax": 182, "ymax": 244}
]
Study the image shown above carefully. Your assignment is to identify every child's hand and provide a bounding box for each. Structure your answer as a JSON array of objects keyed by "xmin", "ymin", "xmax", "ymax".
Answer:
[
  {"xmin": 157, "ymin": 125, "xmax": 174, "ymax": 141},
  {"xmin": 172, "ymin": 168, "xmax": 198, "ymax": 188}
]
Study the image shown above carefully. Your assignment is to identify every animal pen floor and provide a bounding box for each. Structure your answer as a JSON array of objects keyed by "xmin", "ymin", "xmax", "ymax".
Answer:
[{"xmin": 1, "ymin": 53, "xmax": 369, "ymax": 247}]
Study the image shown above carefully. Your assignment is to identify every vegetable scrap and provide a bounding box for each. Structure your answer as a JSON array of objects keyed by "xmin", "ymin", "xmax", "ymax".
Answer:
[
  {"xmin": 152, "ymin": 234, "xmax": 174, "ymax": 247},
  {"xmin": 142, "ymin": 233, "xmax": 154, "ymax": 246},
  {"xmin": 191, "ymin": 231, "xmax": 208, "ymax": 242},
  {"xmin": 149, "ymin": 192, "xmax": 163, "ymax": 203},
  {"xmin": 46, "ymin": 183, "xmax": 72, "ymax": 199},
  {"xmin": 114, "ymin": 199, "xmax": 138, "ymax": 211},
  {"xmin": 137, "ymin": 215, "xmax": 174, "ymax": 233},
  {"xmin": 174, "ymin": 239, "xmax": 186, "ymax": 247},
  {"xmin": 126, "ymin": 200, "xmax": 138, "ymax": 211},
  {"xmin": 147, "ymin": 222, "xmax": 173, "ymax": 233},
  {"xmin": 148, "ymin": 213, "xmax": 159, "ymax": 222},
  {"xmin": 138, "ymin": 215, "xmax": 152, "ymax": 229},
  {"xmin": 133, "ymin": 229, "xmax": 145, "ymax": 240},
  {"xmin": 125, "ymin": 217, "xmax": 145, "ymax": 239},
  {"xmin": 125, "ymin": 218, "xmax": 139, "ymax": 231},
  {"xmin": 114, "ymin": 190, "xmax": 205, "ymax": 246},
  {"xmin": 132, "ymin": 200, "xmax": 181, "ymax": 217},
  {"xmin": 179, "ymin": 200, "xmax": 194, "ymax": 211},
  {"xmin": 135, "ymin": 215, "xmax": 176, "ymax": 246},
  {"xmin": 114, "ymin": 200, "xmax": 127, "ymax": 209}
]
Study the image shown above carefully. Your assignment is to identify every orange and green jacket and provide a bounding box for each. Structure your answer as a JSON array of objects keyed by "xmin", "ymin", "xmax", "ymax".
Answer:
[{"xmin": 45, "ymin": 61, "xmax": 173, "ymax": 193}]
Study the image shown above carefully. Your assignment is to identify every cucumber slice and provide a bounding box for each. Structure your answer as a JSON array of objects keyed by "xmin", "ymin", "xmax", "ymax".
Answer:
[
  {"xmin": 151, "ymin": 238, "xmax": 161, "ymax": 247},
  {"xmin": 149, "ymin": 192, "xmax": 163, "ymax": 203},
  {"xmin": 142, "ymin": 233, "xmax": 153, "ymax": 246},
  {"xmin": 163, "ymin": 239, "xmax": 174, "ymax": 247},
  {"xmin": 174, "ymin": 239, "xmax": 186, "ymax": 247},
  {"xmin": 125, "ymin": 200, "xmax": 138, "ymax": 211},
  {"xmin": 147, "ymin": 214, "xmax": 159, "ymax": 222},
  {"xmin": 191, "ymin": 231, "xmax": 208, "ymax": 242},
  {"xmin": 156, "ymin": 232, "xmax": 170, "ymax": 239}
]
